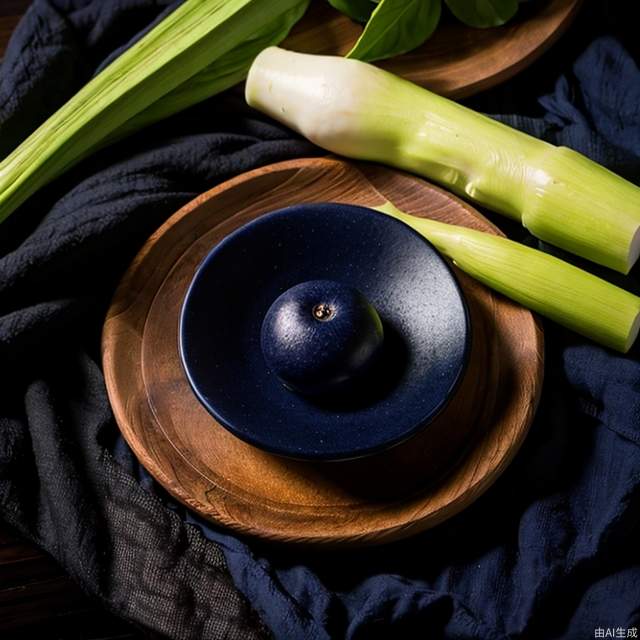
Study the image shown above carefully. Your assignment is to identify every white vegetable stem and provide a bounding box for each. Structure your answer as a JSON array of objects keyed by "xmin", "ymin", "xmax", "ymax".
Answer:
[{"xmin": 246, "ymin": 47, "xmax": 640, "ymax": 274}]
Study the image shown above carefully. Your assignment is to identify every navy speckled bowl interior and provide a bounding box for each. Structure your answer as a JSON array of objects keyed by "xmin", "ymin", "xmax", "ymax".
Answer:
[{"xmin": 179, "ymin": 203, "xmax": 470, "ymax": 461}]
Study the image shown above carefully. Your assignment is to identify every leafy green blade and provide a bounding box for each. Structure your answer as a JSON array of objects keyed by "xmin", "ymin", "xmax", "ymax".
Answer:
[
  {"xmin": 327, "ymin": 0, "xmax": 375, "ymax": 23},
  {"xmin": 346, "ymin": 0, "xmax": 441, "ymax": 63},
  {"xmin": 445, "ymin": 0, "xmax": 518, "ymax": 28},
  {"xmin": 0, "ymin": 0, "xmax": 310, "ymax": 224},
  {"xmin": 107, "ymin": 2, "xmax": 309, "ymax": 143}
]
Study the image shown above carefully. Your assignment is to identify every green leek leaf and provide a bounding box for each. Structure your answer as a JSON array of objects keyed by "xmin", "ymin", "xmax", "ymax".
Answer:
[
  {"xmin": 327, "ymin": 0, "xmax": 376, "ymax": 23},
  {"xmin": 0, "ymin": 0, "xmax": 310, "ymax": 225},
  {"xmin": 346, "ymin": 0, "xmax": 441, "ymax": 62},
  {"xmin": 109, "ymin": 2, "xmax": 308, "ymax": 143},
  {"xmin": 445, "ymin": 0, "xmax": 518, "ymax": 28}
]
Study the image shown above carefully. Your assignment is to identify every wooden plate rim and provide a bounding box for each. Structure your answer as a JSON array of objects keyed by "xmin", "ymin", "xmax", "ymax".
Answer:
[
  {"xmin": 102, "ymin": 157, "xmax": 544, "ymax": 545},
  {"xmin": 284, "ymin": 0, "xmax": 583, "ymax": 99}
]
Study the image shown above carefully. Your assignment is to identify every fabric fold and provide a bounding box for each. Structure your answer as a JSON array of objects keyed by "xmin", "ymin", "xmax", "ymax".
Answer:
[{"xmin": 1, "ymin": 1, "xmax": 639, "ymax": 639}]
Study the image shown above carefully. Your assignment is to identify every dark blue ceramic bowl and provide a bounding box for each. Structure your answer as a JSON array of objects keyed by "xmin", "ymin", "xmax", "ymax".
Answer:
[{"xmin": 179, "ymin": 203, "xmax": 470, "ymax": 461}]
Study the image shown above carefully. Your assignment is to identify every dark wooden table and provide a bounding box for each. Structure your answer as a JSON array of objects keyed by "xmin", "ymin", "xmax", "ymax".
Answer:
[
  {"xmin": 0, "ymin": 525, "xmax": 152, "ymax": 639},
  {"xmin": 1, "ymin": 2, "xmax": 159, "ymax": 638},
  {"xmin": 0, "ymin": 0, "xmax": 29, "ymax": 56},
  {"xmin": 0, "ymin": 522, "xmax": 158, "ymax": 638}
]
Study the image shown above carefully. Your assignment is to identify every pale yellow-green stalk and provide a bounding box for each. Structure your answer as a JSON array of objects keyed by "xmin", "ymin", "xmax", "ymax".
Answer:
[
  {"xmin": 376, "ymin": 201, "xmax": 640, "ymax": 353},
  {"xmin": 245, "ymin": 47, "xmax": 640, "ymax": 274}
]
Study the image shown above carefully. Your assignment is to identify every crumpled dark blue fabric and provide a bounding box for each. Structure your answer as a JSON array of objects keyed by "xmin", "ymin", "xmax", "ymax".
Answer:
[
  {"xmin": 0, "ymin": 2, "xmax": 312, "ymax": 638},
  {"xmin": 2, "ymin": 1, "xmax": 640, "ymax": 639}
]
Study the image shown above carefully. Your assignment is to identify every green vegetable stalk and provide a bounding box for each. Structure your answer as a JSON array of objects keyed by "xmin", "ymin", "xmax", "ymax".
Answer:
[
  {"xmin": 0, "ymin": 0, "xmax": 309, "ymax": 224},
  {"xmin": 376, "ymin": 201, "xmax": 640, "ymax": 353},
  {"xmin": 245, "ymin": 47, "xmax": 640, "ymax": 274},
  {"xmin": 106, "ymin": 2, "xmax": 308, "ymax": 144},
  {"xmin": 346, "ymin": 0, "xmax": 441, "ymax": 62}
]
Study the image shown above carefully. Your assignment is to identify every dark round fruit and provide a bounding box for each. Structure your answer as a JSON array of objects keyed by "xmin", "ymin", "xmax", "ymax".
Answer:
[{"xmin": 260, "ymin": 280, "xmax": 384, "ymax": 395}]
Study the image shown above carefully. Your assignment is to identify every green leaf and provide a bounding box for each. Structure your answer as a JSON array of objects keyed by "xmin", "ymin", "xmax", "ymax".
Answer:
[
  {"xmin": 444, "ymin": 0, "xmax": 518, "ymax": 28},
  {"xmin": 346, "ymin": 0, "xmax": 441, "ymax": 62},
  {"xmin": 109, "ymin": 1, "xmax": 310, "ymax": 143},
  {"xmin": 327, "ymin": 0, "xmax": 376, "ymax": 23}
]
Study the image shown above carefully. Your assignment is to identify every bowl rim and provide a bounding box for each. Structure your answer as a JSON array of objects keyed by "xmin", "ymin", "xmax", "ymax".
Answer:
[{"xmin": 178, "ymin": 202, "xmax": 472, "ymax": 461}]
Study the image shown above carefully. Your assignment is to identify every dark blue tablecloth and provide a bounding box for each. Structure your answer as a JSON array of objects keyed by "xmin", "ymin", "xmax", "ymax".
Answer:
[{"xmin": 1, "ymin": 1, "xmax": 639, "ymax": 639}]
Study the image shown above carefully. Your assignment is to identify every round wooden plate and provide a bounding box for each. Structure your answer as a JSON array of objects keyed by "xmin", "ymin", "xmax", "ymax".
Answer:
[
  {"xmin": 284, "ymin": 0, "xmax": 582, "ymax": 98},
  {"xmin": 102, "ymin": 158, "xmax": 543, "ymax": 547}
]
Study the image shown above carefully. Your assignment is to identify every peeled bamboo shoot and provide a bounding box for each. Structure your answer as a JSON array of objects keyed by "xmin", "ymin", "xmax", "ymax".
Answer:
[{"xmin": 246, "ymin": 47, "xmax": 640, "ymax": 274}]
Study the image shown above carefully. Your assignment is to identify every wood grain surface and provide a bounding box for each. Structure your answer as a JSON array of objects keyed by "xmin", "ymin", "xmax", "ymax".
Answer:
[
  {"xmin": 102, "ymin": 158, "xmax": 544, "ymax": 547},
  {"xmin": 0, "ymin": 524, "xmax": 161, "ymax": 639},
  {"xmin": 285, "ymin": 0, "xmax": 583, "ymax": 98}
]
